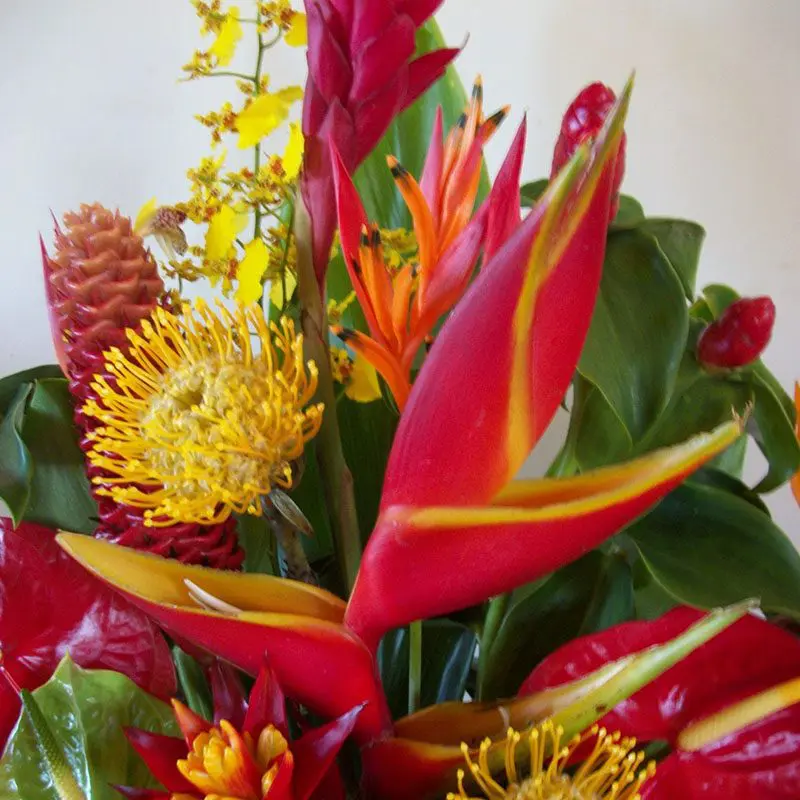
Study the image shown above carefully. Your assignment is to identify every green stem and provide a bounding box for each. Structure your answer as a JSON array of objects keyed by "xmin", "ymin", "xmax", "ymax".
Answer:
[
  {"xmin": 205, "ymin": 70, "xmax": 257, "ymax": 81},
  {"xmin": 252, "ymin": 28, "xmax": 267, "ymax": 241},
  {"xmin": 293, "ymin": 197, "xmax": 362, "ymax": 592},
  {"xmin": 408, "ymin": 620, "xmax": 423, "ymax": 714},
  {"xmin": 477, "ymin": 593, "xmax": 510, "ymax": 698}
]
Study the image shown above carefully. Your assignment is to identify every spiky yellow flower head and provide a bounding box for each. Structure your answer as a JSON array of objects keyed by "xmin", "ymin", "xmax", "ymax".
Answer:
[
  {"xmin": 448, "ymin": 721, "xmax": 655, "ymax": 800},
  {"xmin": 84, "ymin": 300, "xmax": 323, "ymax": 527},
  {"xmin": 178, "ymin": 717, "xmax": 291, "ymax": 798}
]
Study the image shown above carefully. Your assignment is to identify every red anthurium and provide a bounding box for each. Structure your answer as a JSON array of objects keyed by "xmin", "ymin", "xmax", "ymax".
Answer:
[
  {"xmin": 118, "ymin": 656, "xmax": 363, "ymax": 800},
  {"xmin": 330, "ymin": 82, "xmax": 526, "ymax": 407},
  {"xmin": 343, "ymin": 79, "xmax": 744, "ymax": 652},
  {"xmin": 56, "ymin": 533, "xmax": 391, "ymax": 744},
  {"xmin": 0, "ymin": 520, "xmax": 175, "ymax": 751},
  {"xmin": 521, "ymin": 607, "xmax": 800, "ymax": 799},
  {"xmin": 301, "ymin": 0, "xmax": 459, "ymax": 281}
]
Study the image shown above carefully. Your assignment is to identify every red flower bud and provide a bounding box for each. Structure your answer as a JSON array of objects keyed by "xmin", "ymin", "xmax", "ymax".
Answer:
[
  {"xmin": 697, "ymin": 296, "xmax": 776, "ymax": 369},
  {"xmin": 551, "ymin": 82, "xmax": 626, "ymax": 218}
]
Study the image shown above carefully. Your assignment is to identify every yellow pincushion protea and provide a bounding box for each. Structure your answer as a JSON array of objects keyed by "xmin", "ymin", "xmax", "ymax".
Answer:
[
  {"xmin": 449, "ymin": 721, "xmax": 654, "ymax": 800},
  {"xmin": 84, "ymin": 300, "xmax": 323, "ymax": 527}
]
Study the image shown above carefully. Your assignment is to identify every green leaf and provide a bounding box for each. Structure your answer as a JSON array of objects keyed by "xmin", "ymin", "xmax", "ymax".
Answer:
[
  {"xmin": 354, "ymin": 20, "xmax": 489, "ymax": 229},
  {"xmin": 520, "ymin": 179, "xmax": 548, "ymax": 208},
  {"xmin": 610, "ymin": 194, "xmax": 646, "ymax": 229},
  {"xmin": 688, "ymin": 467, "xmax": 770, "ymax": 515},
  {"xmin": 479, "ymin": 552, "xmax": 634, "ymax": 700},
  {"xmin": 0, "ymin": 384, "xmax": 34, "ymax": 524},
  {"xmin": 749, "ymin": 372, "xmax": 800, "ymax": 492},
  {"xmin": 628, "ymin": 481, "xmax": 800, "ymax": 619},
  {"xmin": 378, "ymin": 621, "xmax": 477, "ymax": 720},
  {"xmin": 706, "ymin": 434, "xmax": 748, "ymax": 479},
  {"xmin": 20, "ymin": 379, "xmax": 97, "ymax": 533},
  {"xmin": 173, "ymin": 646, "xmax": 214, "ymax": 721},
  {"xmin": 0, "ymin": 656, "xmax": 179, "ymax": 800},
  {"xmin": 578, "ymin": 229, "xmax": 688, "ymax": 441},
  {"xmin": 639, "ymin": 219, "xmax": 705, "ymax": 300},
  {"xmin": 236, "ymin": 512, "xmax": 277, "ymax": 574},
  {"xmin": 289, "ymin": 442, "xmax": 334, "ymax": 564},
  {"xmin": 338, "ymin": 395, "xmax": 399, "ymax": 540},
  {"xmin": 0, "ymin": 365, "xmax": 63, "ymax": 416},
  {"xmin": 571, "ymin": 380, "xmax": 632, "ymax": 471}
]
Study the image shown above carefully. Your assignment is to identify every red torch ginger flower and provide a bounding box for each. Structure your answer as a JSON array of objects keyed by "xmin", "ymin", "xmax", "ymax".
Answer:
[{"xmin": 118, "ymin": 658, "xmax": 363, "ymax": 800}]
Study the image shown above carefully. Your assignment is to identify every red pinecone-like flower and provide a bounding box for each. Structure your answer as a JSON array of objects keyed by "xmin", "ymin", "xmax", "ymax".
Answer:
[
  {"xmin": 301, "ymin": 0, "xmax": 459, "ymax": 281},
  {"xmin": 551, "ymin": 82, "xmax": 627, "ymax": 218},
  {"xmin": 697, "ymin": 296, "xmax": 776, "ymax": 369},
  {"xmin": 43, "ymin": 204, "xmax": 244, "ymax": 569}
]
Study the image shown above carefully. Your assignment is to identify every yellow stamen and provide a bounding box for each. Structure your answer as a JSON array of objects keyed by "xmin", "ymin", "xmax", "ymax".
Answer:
[
  {"xmin": 83, "ymin": 300, "xmax": 323, "ymax": 527},
  {"xmin": 678, "ymin": 675, "xmax": 800, "ymax": 752},
  {"xmin": 447, "ymin": 721, "xmax": 655, "ymax": 800}
]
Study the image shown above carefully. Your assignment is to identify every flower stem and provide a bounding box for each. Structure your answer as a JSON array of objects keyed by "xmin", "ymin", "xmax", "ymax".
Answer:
[
  {"xmin": 408, "ymin": 620, "xmax": 423, "ymax": 714},
  {"xmin": 293, "ymin": 197, "xmax": 362, "ymax": 593},
  {"xmin": 252, "ymin": 23, "xmax": 267, "ymax": 241}
]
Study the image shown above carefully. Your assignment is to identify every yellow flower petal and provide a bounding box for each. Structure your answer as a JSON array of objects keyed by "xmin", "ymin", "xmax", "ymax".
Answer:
[
  {"xmin": 134, "ymin": 197, "xmax": 158, "ymax": 234},
  {"xmin": 270, "ymin": 269, "xmax": 297, "ymax": 308},
  {"xmin": 237, "ymin": 88, "xmax": 303, "ymax": 150},
  {"xmin": 205, "ymin": 205, "xmax": 248, "ymax": 261},
  {"xmin": 235, "ymin": 239, "xmax": 269, "ymax": 303},
  {"xmin": 283, "ymin": 123, "xmax": 304, "ymax": 180},
  {"xmin": 284, "ymin": 12, "xmax": 308, "ymax": 47},
  {"xmin": 209, "ymin": 7, "xmax": 243, "ymax": 66},
  {"xmin": 346, "ymin": 355, "xmax": 382, "ymax": 403}
]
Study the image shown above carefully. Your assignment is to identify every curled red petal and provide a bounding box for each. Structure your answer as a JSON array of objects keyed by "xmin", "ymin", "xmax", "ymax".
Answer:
[
  {"xmin": 402, "ymin": 49, "xmax": 461, "ymax": 112},
  {"xmin": 264, "ymin": 750, "xmax": 295, "ymax": 800},
  {"xmin": 209, "ymin": 660, "xmax": 248, "ymax": 730},
  {"xmin": 520, "ymin": 607, "xmax": 800, "ymax": 745},
  {"xmin": 0, "ymin": 521, "xmax": 176, "ymax": 751}
]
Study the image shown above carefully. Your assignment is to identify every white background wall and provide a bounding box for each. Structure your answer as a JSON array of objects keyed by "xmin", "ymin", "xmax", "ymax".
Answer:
[{"xmin": 0, "ymin": 1, "xmax": 797, "ymax": 540}]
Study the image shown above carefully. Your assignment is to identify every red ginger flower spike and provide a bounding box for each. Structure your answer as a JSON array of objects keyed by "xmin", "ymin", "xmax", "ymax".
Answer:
[
  {"xmin": 301, "ymin": 0, "xmax": 460, "ymax": 282},
  {"xmin": 118, "ymin": 657, "xmax": 363, "ymax": 800},
  {"xmin": 696, "ymin": 295, "xmax": 776, "ymax": 369},
  {"xmin": 330, "ymin": 82, "xmax": 527, "ymax": 407},
  {"xmin": 0, "ymin": 520, "xmax": 176, "ymax": 752},
  {"xmin": 42, "ymin": 204, "xmax": 244, "ymax": 570},
  {"xmin": 520, "ymin": 607, "xmax": 800, "ymax": 800},
  {"xmin": 551, "ymin": 82, "xmax": 627, "ymax": 218}
]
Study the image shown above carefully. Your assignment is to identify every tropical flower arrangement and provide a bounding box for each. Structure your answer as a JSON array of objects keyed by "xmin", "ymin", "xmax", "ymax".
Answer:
[{"xmin": 1, "ymin": 2, "xmax": 799, "ymax": 799}]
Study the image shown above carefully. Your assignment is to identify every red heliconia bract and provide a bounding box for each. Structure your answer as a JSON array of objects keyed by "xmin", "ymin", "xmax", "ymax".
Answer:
[
  {"xmin": 551, "ymin": 82, "xmax": 626, "ymax": 217},
  {"xmin": 0, "ymin": 520, "xmax": 176, "ymax": 751},
  {"xmin": 42, "ymin": 204, "xmax": 244, "ymax": 569},
  {"xmin": 301, "ymin": 0, "xmax": 459, "ymax": 281},
  {"xmin": 696, "ymin": 295, "xmax": 776, "ymax": 369}
]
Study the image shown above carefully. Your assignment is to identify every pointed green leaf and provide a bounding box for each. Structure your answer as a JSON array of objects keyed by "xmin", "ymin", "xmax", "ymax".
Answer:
[
  {"xmin": 0, "ymin": 365, "xmax": 63, "ymax": 415},
  {"xmin": 0, "ymin": 656, "xmax": 178, "ymax": 800},
  {"xmin": 639, "ymin": 219, "xmax": 705, "ymax": 299},
  {"xmin": 0, "ymin": 384, "xmax": 34, "ymax": 524}
]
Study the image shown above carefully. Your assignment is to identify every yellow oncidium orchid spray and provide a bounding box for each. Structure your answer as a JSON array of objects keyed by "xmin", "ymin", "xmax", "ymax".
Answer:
[{"xmin": 83, "ymin": 300, "xmax": 323, "ymax": 527}]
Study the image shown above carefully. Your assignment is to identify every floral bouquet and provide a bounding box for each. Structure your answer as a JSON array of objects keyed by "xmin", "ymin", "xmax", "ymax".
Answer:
[{"xmin": 1, "ymin": 2, "xmax": 800, "ymax": 799}]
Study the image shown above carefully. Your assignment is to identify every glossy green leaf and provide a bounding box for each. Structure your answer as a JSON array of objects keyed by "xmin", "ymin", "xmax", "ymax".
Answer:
[
  {"xmin": 479, "ymin": 552, "xmax": 634, "ymax": 700},
  {"xmin": 355, "ymin": 20, "xmax": 489, "ymax": 229},
  {"xmin": 610, "ymin": 194, "xmax": 646, "ymax": 229},
  {"xmin": 749, "ymin": 372, "xmax": 800, "ymax": 492},
  {"xmin": 20, "ymin": 378, "xmax": 96, "ymax": 533},
  {"xmin": 639, "ymin": 219, "xmax": 705, "ymax": 300},
  {"xmin": 570, "ymin": 379, "xmax": 632, "ymax": 471},
  {"xmin": 235, "ymin": 512, "xmax": 277, "ymax": 574},
  {"xmin": 0, "ymin": 384, "xmax": 33, "ymax": 524},
  {"xmin": 706, "ymin": 433, "xmax": 748, "ymax": 479},
  {"xmin": 0, "ymin": 365, "xmax": 63, "ymax": 415},
  {"xmin": 520, "ymin": 179, "xmax": 548, "ymax": 208},
  {"xmin": 0, "ymin": 656, "xmax": 178, "ymax": 800},
  {"xmin": 338, "ymin": 395, "xmax": 399, "ymax": 541},
  {"xmin": 578, "ymin": 229, "xmax": 688, "ymax": 441},
  {"xmin": 288, "ymin": 442, "xmax": 334, "ymax": 564},
  {"xmin": 378, "ymin": 621, "xmax": 477, "ymax": 720},
  {"xmin": 173, "ymin": 646, "xmax": 214, "ymax": 721},
  {"xmin": 701, "ymin": 283, "xmax": 740, "ymax": 318},
  {"xmin": 688, "ymin": 467, "xmax": 770, "ymax": 515},
  {"xmin": 628, "ymin": 481, "xmax": 800, "ymax": 619}
]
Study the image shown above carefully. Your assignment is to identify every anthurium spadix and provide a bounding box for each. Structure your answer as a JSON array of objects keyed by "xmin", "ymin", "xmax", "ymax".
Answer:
[
  {"xmin": 55, "ymin": 534, "xmax": 391, "ymax": 744},
  {"xmin": 344, "ymin": 78, "xmax": 744, "ymax": 651},
  {"xmin": 359, "ymin": 603, "xmax": 755, "ymax": 800}
]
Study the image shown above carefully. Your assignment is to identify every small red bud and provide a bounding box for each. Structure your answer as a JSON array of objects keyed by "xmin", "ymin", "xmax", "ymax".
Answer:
[
  {"xmin": 551, "ymin": 82, "xmax": 627, "ymax": 218},
  {"xmin": 697, "ymin": 296, "xmax": 776, "ymax": 369}
]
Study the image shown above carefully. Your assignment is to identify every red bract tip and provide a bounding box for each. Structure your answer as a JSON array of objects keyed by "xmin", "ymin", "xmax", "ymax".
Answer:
[
  {"xmin": 551, "ymin": 82, "xmax": 626, "ymax": 217},
  {"xmin": 697, "ymin": 296, "xmax": 776, "ymax": 369}
]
